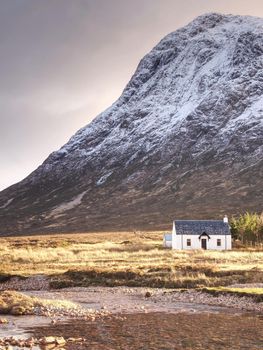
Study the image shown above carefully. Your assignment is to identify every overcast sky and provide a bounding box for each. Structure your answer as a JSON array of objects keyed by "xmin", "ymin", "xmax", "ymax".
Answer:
[{"xmin": 1, "ymin": 0, "xmax": 263, "ymax": 191}]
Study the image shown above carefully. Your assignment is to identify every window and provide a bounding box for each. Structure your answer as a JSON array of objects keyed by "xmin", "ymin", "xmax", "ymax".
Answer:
[
  {"xmin": 217, "ymin": 239, "xmax": 221, "ymax": 247},
  {"xmin": 187, "ymin": 239, "xmax": 191, "ymax": 247}
]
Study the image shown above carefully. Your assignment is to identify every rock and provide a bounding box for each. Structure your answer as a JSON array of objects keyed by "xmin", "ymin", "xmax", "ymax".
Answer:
[
  {"xmin": 55, "ymin": 337, "xmax": 66, "ymax": 346},
  {"xmin": 67, "ymin": 337, "xmax": 86, "ymax": 343},
  {"xmin": 9, "ymin": 339, "xmax": 18, "ymax": 346},
  {"xmin": 145, "ymin": 291, "xmax": 152, "ymax": 298},
  {"xmin": 10, "ymin": 305, "xmax": 28, "ymax": 315},
  {"xmin": 0, "ymin": 318, "xmax": 8, "ymax": 324},
  {"xmin": 39, "ymin": 336, "xmax": 57, "ymax": 345},
  {"xmin": 67, "ymin": 338, "xmax": 75, "ymax": 342}
]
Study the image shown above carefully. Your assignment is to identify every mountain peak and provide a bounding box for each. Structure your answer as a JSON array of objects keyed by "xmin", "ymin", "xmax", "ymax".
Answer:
[{"xmin": 190, "ymin": 12, "xmax": 229, "ymax": 26}]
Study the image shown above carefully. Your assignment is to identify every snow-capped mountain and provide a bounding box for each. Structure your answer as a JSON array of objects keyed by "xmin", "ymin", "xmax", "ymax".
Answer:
[{"xmin": 0, "ymin": 13, "xmax": 262, "ymax": 234}]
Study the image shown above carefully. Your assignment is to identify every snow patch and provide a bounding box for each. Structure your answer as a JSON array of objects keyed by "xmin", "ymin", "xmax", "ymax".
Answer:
[
  {"xmin": 50, "ymin": 191, "xmax": 87, "ymax": 215},
  {"xmin": 0, "ymin": 198, "xmax": 13, "ymax": 209},
  {"xmin": 96, "ymin": 171, "xmax": 113, "ymax": 186}
]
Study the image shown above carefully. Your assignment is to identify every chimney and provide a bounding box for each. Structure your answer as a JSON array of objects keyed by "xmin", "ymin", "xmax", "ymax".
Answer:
[{"xmin": 223, "ymin": 215, "xmax": 228, "ymax": 223}]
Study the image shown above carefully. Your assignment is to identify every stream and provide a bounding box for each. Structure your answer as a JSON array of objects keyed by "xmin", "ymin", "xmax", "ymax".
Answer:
[
  {"xmin": 28, "ymin": 311, "xmax": 263, "ymax": 350},
  {"xmin": 0, "ymin": 288, "xmax": 262, "ymax": 349}
]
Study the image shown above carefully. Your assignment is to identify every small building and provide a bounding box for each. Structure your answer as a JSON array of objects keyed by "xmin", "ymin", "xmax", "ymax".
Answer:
[
  {"xmin": 164, "ymin": 216, "xmax": 232, "ymax": 250},
  {"xmin": 163, "ymin": 233, "xmax": 172, "ymax": 248}
]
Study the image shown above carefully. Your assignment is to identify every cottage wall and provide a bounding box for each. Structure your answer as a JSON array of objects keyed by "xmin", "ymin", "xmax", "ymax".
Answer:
[
  {"xmin": 163, "ymin": 239, "xmax": 172, "ymax": 248},
  {"xmin": 172, "ymin": 221, "xmax": 177, "ymax": 249},
  {"xmin": 163, "ymin": 234, "xmax": 172, "ymax": 248},
  {"xmin": 172, "ymin": 234, "xmax": 232, "ymax": 250}
]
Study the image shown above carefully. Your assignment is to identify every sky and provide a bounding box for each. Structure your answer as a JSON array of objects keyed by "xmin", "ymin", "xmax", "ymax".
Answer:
[{"xmin": 1, "ymin": 0, "xmax": 263, "ymax": 191}]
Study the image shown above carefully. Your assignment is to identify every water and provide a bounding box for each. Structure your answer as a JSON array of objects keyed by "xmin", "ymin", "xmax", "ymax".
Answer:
[
  {"xmin": 0, "ymin": 288, "xmax": 262, "ymax": 349},
  {"xmin": 25, "ymin": 312, "xmax": 263, "ymax": 350},
  {"xmin": 0, "ymin": 315, "xmax": 51, "ymax": 338}
]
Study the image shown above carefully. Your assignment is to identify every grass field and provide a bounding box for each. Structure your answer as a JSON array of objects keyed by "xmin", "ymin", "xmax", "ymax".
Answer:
[{"xmin": 0, "ymin": 231, "xmax": 263, "ymax": 289}]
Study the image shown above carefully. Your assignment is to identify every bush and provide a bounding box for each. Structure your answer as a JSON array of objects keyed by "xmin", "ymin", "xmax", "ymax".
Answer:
[{"xmin": 230, "ymin": 212, "xmax": 263, "ymax": 244}]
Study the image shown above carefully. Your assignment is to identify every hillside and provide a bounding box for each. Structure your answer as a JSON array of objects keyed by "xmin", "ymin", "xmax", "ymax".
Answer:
[{"xmin": 0, "ymin": 13, "xmax": 262, "ymax": 234}]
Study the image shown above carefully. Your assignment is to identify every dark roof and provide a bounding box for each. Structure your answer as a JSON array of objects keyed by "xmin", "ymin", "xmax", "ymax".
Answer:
[{"xmin": 174, "ymin": 220, "xmax": 231, "ymax": 235}]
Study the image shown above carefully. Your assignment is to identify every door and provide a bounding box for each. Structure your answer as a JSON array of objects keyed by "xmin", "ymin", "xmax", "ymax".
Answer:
[{"xmin": 201, "ymin": 238, "xmax": 207, "ymax": 250}]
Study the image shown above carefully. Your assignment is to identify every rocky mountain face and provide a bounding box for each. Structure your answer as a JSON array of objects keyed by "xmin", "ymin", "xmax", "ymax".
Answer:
[{"xmin": 0, "ymin": 13, "xmax": 262, "ymax": 235}]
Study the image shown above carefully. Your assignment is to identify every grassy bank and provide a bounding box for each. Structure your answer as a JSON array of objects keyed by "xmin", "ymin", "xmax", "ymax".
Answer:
[
  {"xmin": 0, "ymin": 232, "xmax": 263, "ymax": 289},
  {"xmin": 0, "ymin": 290, "xmax": 79, "ymax": 315}
]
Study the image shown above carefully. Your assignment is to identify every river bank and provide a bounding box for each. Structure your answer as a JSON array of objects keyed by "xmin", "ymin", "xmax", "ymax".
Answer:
[
  {"xmin": 24, "ymin": 286, "xmax": 263, "ymax": 314},
  {"xmin": 0, "ymin": 284, "xmax": 263, "ymax": 317},
  {"xmin": 0, "ymin": 286, "xmax": 262, "ymax": 349}
]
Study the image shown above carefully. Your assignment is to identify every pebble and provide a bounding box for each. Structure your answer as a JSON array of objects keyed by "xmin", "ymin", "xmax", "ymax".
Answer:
[{"xmin": 0, "ymin": 336, "xmax": 85, "ymax": 349}]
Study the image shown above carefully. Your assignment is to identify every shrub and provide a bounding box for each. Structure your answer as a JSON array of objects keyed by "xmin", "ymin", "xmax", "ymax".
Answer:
[{"xmin": 230, "ymin": 212, "xmax": 263, "ymax": 244}]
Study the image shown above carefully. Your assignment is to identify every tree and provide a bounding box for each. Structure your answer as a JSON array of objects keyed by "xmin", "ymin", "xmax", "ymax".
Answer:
[{"xmin": 230, "ymin": 212, "xmax": 263, "ymax": 245}]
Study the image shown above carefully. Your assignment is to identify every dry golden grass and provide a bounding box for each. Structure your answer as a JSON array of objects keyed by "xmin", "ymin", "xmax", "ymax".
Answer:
[{"xmin": 0, "ymin": 232, "xmax": 263, "ymax": 288}]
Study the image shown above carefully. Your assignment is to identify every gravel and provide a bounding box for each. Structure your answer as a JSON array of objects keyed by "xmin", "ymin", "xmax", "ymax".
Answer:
[
  {"xmin": 0, "ymin": 279, "xmax": 262, "ymax": 315},
  {"xmin": 0, "ymin": 275, "xmax": 49, "ymax": 291},
  {"xmin": 29, "ymin": 286, "xmax": 263, "ymax": 315}
]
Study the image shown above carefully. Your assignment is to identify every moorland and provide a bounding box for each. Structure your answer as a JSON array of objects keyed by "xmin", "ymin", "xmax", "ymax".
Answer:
[{"xmin": 0, "ymin": 231, "xmax": 263, "ymax": 293}]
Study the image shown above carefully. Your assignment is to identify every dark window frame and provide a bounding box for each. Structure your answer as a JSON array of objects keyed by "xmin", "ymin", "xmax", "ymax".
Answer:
[
  {"xmin": 217, "ymin": 238, "xmax": 221, "ymax": 247},
  {"xmin": 186, "ymin": 238, "xmax": 191, "ymax": 247}
]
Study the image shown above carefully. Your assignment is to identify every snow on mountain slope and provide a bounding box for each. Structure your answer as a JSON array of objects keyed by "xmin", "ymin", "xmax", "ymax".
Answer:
[{"xmin": 0, "ymin": 13, "xmax": 262, "ymax": 234}]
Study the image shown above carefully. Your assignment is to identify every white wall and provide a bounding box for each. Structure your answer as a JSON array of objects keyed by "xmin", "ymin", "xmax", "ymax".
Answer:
[
  {"xmin": 163, "ymin": 240, "xmax": 172, "ymax": 248},
  {"xmin": 172, "ymin": 221, "xmax": 177, "ymax": 250},
  {"xmin": 172, "ymin": 234, "xmax": 232, "ymax": 250},
  {"xmin": 163, "ymin": 234, "xmax": 172, "ymax": 248}
]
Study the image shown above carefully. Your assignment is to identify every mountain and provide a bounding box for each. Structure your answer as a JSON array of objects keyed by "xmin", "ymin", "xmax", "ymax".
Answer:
[{"xmin": 0, "ymin": 13, "xmax": 263, "ymax": 235}]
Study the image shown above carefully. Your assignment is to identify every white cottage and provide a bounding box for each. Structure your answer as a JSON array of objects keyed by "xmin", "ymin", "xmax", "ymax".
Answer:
[{"xmin": 164, "ymin": 216, "xmax": 232, "ymax": 250}]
